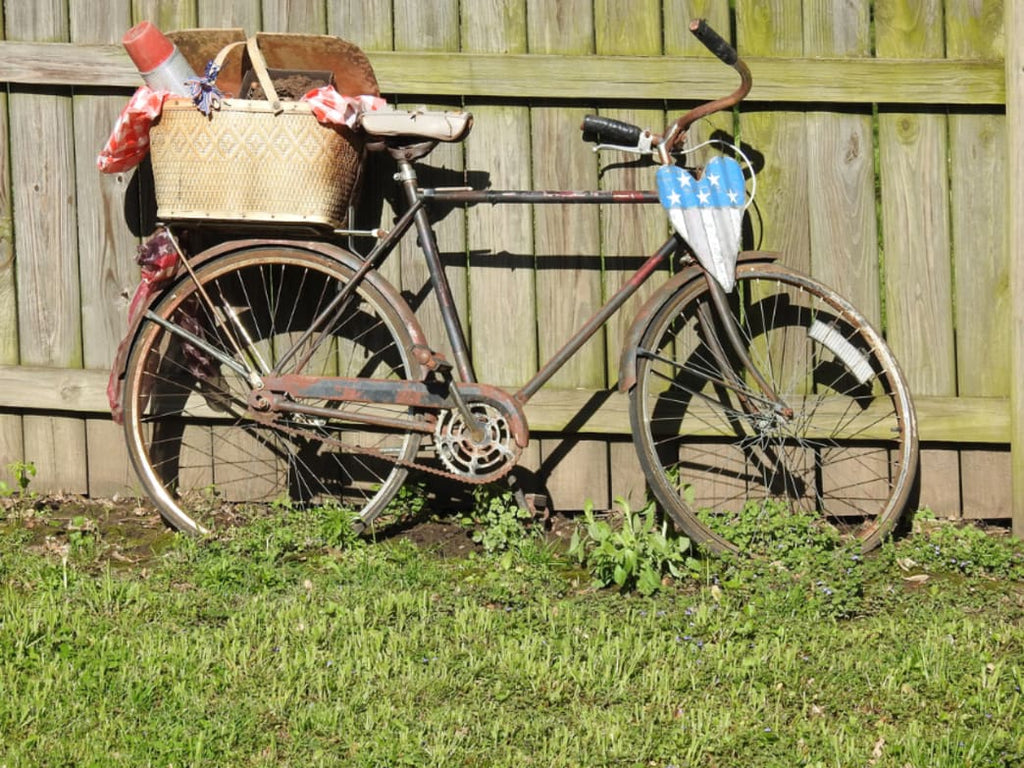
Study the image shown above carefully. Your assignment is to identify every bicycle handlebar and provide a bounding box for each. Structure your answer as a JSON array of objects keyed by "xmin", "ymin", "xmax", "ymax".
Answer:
[
  {"xmin": 579, "ymin": 19, "xmax": 751, "ymax": 156},
  {"xmin": 580, "ymin": 115, "xmax": 643, "ymax": 146},
  {"xmin": 665, "ymin": 20, "xmax": 751, "ymax": 149},
  {"xmin": 689, "ymin": 18, "xmax": 738, "ymax": 66}
]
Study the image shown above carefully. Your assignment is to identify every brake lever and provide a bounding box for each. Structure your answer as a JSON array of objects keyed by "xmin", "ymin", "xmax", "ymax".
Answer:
[{"xmin": 590, "ymin": 131, "xmax": 656, "ymax": 156}]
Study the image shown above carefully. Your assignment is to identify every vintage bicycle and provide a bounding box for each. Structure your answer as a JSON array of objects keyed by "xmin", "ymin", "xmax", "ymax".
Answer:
[{"xmin": 113, "ymin": 20, "xmax": 918, "ymax": 554}]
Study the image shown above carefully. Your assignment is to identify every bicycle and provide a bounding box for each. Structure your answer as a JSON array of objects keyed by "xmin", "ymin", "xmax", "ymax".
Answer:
[{"xmin": 114, "ymin": 20, "xmax": 918, "ymax": 554}]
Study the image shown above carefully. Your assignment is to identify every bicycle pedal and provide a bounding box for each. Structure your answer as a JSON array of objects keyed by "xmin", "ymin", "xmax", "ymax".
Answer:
[{"xmin": 523, "ymin": 493, "xmax": 549, "ymax": 521}]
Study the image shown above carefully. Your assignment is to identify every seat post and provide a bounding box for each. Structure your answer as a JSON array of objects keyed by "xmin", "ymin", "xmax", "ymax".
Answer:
[{"xmin": 393, "ymin": 156, "xmax": 477, "ymax": 385}]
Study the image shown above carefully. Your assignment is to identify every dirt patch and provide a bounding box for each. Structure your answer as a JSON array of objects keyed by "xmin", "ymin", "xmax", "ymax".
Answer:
[
  {"xmin": 2, "ymin": 495, "xmax": 579, "ymax": 566},
  {"xmin": 3, "ymin": 496, "xmax": 175, "ymax": 565}
]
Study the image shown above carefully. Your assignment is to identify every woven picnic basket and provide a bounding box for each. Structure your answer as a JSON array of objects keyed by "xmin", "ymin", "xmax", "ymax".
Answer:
[{"xmin": 149, "ymin": 36, "xmax": 363, "ymax": 230}]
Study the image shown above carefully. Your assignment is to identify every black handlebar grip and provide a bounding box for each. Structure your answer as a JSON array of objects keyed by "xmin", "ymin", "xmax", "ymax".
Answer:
[
  {"xmin": 580, "ymin": 114, "xmax": 643, "ymax": 146},
  {"xmin": 689, "ymin": 19, "xmax": 738, "ymax": 66}
]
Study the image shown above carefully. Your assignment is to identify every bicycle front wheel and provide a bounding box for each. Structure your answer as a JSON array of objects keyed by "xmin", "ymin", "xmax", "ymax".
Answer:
[
  {"xmin": 630, "ymin": 262, "xmax": 917, "ymax": 554},
  {"xmin": 122, "ymin": 243, "xmax": 423, "ymax": 534}
]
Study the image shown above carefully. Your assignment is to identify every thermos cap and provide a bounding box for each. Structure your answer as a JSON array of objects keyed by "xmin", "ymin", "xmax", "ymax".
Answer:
[{"xmin": 123, "ymin": 21, "xmax": 175, "ymax": 74}]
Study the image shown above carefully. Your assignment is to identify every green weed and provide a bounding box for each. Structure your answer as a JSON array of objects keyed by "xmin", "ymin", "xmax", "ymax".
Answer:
[
  {"xmin": 382, "ymin": 480, "xmax": 431, "ymax": 522},
  {"xmin": 462, "ymin": 484, "xmax": 537, "ymax": 555},
  {"xmin": 895, "ymin": 510, "xmax": 1024, "ymax": 579},
  {"xmin": 568, "ymin": 497, "xmax": 694, "ymax": 595},
  {"xmin": 0, "ymin": 460, "xmax": 37, "ymax": 500}
]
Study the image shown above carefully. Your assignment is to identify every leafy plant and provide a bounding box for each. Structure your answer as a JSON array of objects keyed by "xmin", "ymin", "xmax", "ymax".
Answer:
[
  {"xmin": 210, "ymin": 501, "xmax": 364, "ymax": 561},
  {"xmin": 463, "ymin": 485, "xmax": 536, "ymax": 554},
  {"xmin": 895, "ymin": 510, "xmax": 1024, "ymax": 579},
  {"xmin": 690, "ymin": 498, "xmax": 871, "ymax": 617},
  {"xmin": 383, "ymin": 480, "xmax": 430, "ymax": 522},
  {"xmin": 568, "ymin": 497, "xmax": 694, "ymax": 595},
  {"xmin": 65, "ymin": 514, "xmax": 102, "ymax": 560},
  {"xmin": 696, "ymin": 497, "xmax": 843, "ymax": 559},
  {"xmin": 0, "ymin": 460, "xmax": 37, "ymax": 499}
]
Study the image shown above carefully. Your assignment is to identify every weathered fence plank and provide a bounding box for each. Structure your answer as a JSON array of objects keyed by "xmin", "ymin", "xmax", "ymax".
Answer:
[
  {"xmin": 462, "ymin": 1, "xmax": 535, "ymax": 390},
  {"xmin": 1007, "ymin": 0, "xmax": 1024, "ymax": 535},
  {"xmin": 263, "ymin": 0, "xmax": 327, "ymax": 33},
  {"xmin": 71, "ymin": 0, "xmax": 140, "ymax": 496},
  {"xmin": 0, "ymin": 42, "xmax": 1005, "ymax": 105},
  {"xmin": 460, "ymin": 0, "xmax": 545, "ymax": 494},
  {"xmin": 736, "ymin": 0, "xmax": 810, "ymax": 273},
  {"xmin": 948, "ymin": 0, "xmax": 1012, "ymax": 520},
  {"xmin": 8, "ymin": 0, "xmax": 88, "ymax": 494},
  {"xmin": 198, "ymin": 0, "xmax": 261, "ymax": 32},
  {"xmin": 327, "ymin": 0, "xmax": 392, "ymax": 49},
  {"xmin": 876, "ymin": 0, "xmax": 959, "ymax": 516},
  {"xmin": 802, "ymin": 0, "xmax": 879, "ymax": 323},
  {"xmin": 0, "ymin": 364, "xmax": 1006, "ymax": 442},
  {"xmin": 799, "ymin": 2, "xmax": 890, "ymax": 513},
  {"xmin": 531, "ymin": 0, "xmax": 608, "ymax": 511},
  {"xmin": 0, "ymin": 2, "xmax": 23, "ymax": 480},
  {"xmin": 595, "ymin": 0, "xmax": 672, "ymax": 509},
  {"xmin": 391, "ymin": 0, "xmax": 467, "ymax": 371},
  {"xmin": 131, "ymin": 0, "xmax": 198, "ymax": 30}
]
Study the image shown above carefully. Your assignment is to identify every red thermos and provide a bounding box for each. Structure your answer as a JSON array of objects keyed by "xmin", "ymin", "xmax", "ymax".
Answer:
[{"xmin": 122, "ymin": 21, "xmax": 197, "ymax": 96}]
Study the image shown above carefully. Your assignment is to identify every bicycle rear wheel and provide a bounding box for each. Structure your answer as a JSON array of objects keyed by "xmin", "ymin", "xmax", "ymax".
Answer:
[
  {"xmin": 122, "ymin": 243, "xmax": 423, "ymax": 534},
  {"xmin": 630, "ymin": 262, "xmax": 917, "ymax": 553}
]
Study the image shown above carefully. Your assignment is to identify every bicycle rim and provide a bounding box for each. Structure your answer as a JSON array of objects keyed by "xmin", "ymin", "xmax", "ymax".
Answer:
[
  {"xmin": 630, "ymin": 262, "xmax": 917, "ymax": 554},
  {"xmin": 122, "ymin": 245, "xmax": 423, "ymax": 534}
]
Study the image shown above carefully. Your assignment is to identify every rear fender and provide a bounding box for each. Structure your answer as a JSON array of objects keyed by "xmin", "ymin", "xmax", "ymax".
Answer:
[
  {"xmin": 109, "ymin": 237, "xmax": 424, "ymax": 413},
  {"xmin": 616, "ymin": 251, "xmax": 779, "ymax": 393}
]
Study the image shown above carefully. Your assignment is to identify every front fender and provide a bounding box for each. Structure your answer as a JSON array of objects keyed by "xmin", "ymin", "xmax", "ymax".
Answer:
[{"xmin": 616, "ymin": 251, "xmax": 779, "ymax": 393}]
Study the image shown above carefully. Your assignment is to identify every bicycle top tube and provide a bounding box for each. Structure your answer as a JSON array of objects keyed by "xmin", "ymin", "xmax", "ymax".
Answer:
[{"xmin": 419, "ymin": 188, "xmax": 660, "ymax": 206}]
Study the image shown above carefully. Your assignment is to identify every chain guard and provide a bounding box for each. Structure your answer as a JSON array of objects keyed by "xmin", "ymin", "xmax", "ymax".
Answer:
[{"xmin": 255, "ymin": 382, "xmax": 528, "ymax": 485}]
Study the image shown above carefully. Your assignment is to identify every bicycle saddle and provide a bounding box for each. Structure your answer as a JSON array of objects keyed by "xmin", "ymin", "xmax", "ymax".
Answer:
[{"xmin": 360, "ymin": 109, "xmax": 473, "ymax": 143}]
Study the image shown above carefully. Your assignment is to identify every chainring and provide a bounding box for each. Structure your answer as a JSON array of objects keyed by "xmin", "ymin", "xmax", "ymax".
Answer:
[{"xmin": 434, "ymin": 400, "xmax": 521, "ymax": 482}]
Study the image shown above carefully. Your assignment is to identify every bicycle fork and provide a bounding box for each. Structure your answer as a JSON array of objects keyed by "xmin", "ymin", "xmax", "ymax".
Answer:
[{"xmin": 699, "ymin": 273, "xmax": 794, "ymax": 421}]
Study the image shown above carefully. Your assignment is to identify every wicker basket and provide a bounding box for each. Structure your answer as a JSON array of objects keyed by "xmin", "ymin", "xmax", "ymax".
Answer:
[{"xmin": 149, "ymin": 37, "xmax": 363, "ymax": 230}]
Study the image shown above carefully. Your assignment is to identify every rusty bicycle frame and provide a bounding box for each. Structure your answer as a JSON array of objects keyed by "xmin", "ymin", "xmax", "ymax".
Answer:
[
  {"xmin": 248, "ymin": 20, "xmax": 758, "ymax": 456},
  {"xmin": 250, "ymin": 182, "xmax": 668, "ymax": 449},
  {"xmin": 121, "ymin": 18, "xmax": 919, "ymax": 551}
]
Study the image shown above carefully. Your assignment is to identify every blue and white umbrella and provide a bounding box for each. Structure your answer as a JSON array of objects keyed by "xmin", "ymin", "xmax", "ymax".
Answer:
[{"xmin": 656, "ymin": 155, "xmax": 746, "ymax": 292}]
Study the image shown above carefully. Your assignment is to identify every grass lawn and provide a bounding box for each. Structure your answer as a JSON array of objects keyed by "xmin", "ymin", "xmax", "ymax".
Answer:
[{"xmin": 1, "ymin": 497, "xmax": 1023, "ymax": 767}]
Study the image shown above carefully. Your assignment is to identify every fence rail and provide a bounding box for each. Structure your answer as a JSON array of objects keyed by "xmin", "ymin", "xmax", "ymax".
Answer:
[
  {"xmin": 0, "ymin": 41, "xmax": 1005, "ymax": 103},
  {"xmin": 0, "ymin": 0, "xmax": 1017, "ymax": 530}
]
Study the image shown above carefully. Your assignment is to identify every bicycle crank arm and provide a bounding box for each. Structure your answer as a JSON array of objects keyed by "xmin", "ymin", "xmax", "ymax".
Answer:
[{"xmin": 256, "ymin": 375, "xmax": 530, "ymax": 448}]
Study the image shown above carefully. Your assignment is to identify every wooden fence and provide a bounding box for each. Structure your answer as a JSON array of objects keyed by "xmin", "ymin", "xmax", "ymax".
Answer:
[{"xmin": 0, "ymin": 0, "xmax": 1019, "ymax": 529}]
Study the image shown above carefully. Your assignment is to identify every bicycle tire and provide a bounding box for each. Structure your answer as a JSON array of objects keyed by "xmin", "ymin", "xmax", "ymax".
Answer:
[
  {"xmin": 629, "ymin": 261, "xmax": 917, "ymax": 554},
  {"xmin": 122, "ymin": 243, "xmax": 423, "ymax": 534}
]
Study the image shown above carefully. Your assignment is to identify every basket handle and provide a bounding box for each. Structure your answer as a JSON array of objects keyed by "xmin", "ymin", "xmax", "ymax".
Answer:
[{"xmin": 212, "ymin": 36, "xmax": 283, "ymax": 114}]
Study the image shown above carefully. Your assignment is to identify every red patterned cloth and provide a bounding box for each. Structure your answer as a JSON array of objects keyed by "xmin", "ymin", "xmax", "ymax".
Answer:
[
  {"xmin": 97, "ymin": 85, "xmax": 386, "ymax": 174},
  {"xmin": 107, "ymin": 230, "xmax": 181, "ymax": 423},
  {"xmin": 302, "ymin": 87, "xmax": 386, "ymax": 127},
  {"xmin": 96, "ymin": 87, "xmax": 171, "ymax": 174}
]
